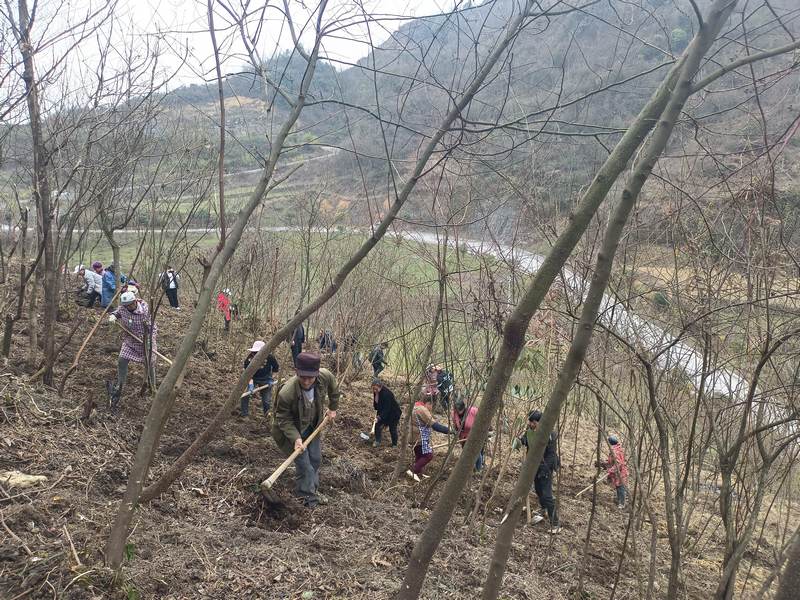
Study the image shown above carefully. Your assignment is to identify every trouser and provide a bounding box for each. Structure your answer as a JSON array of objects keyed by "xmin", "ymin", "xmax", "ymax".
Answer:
[
  {"xmin": 438, "ymin": 390, "xmax": 451, "ymax": 412},
  {"xmin": 411, "ymin": 444, "xmax": 433, "ymax": 474},
  {"xmin": 616, "ymin": 484, "xmax": 627, "ymax": 506},
  {"xmin": 533, "ymin": 473, "xmax": 559, "ymax": 526},
  {"xmin": 240, "ymin": 385, "xmax": 273, "ymax": 416},
  {"xmin": 292, "ymin": 344, "xmax": 302, "ymax": 366},
  {"xmin": 374, "ymin": 420, "xmax": 398, "ymax": 446},
  {"xmin": 111, "ymin": 356, "xmax": 156, "ymax": 408},
  {"xmin": 87, "ymin": 290, "xmax": 100, "ymax": 308},
  {"xmin": 224, "ymin": 317, "xmax": 231, "ymax": 331},
  {"xmin": 475, "ymin": 448, "xmax": 485, "ymax": 472},
  {"xmin": 165, "ymin": 288, "xmax": 179, "ymax": 308},
  {"xmin": 372, "ymin": 363, "xmax": 384, "ymax": 377},
  {"xmin": 294, "ymin": 434, "xmax": 322, "ymax": 506}
]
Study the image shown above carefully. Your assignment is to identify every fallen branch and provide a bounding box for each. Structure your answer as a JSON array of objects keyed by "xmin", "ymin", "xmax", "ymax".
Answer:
[
  {"xmin": 1, "ymin": 511, "xmax": 32, "ymax": 556},
  {"xmin": 63, "ymin": 523, "xmax": 81, "ymax": 566},
  {"xmin": 58, "ymin": 291, "xmax": 120, "ymax": 397}
]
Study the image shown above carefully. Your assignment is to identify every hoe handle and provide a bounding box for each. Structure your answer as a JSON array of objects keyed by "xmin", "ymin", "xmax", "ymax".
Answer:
[{"xmin": 261, "ymin": 416, "xmax": 331, "ymax": 491}]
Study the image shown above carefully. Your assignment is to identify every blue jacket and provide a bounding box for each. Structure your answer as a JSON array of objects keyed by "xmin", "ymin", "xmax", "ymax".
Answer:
[{"xmin": 101, "ymin": 270, "xmax": 126, "ymax": 307}]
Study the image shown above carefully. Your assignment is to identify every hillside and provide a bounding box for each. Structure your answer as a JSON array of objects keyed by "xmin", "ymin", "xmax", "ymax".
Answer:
[
  {"xmin": 0, "ymin": 276, "xmax": 794, "ymax": 599},
  {"xmin": 154, "ymin": 0, "xmax": 800, "ymax": 233},
  {"xmin": 2, "ymin": 2, "xmax": 800, "ymax": 597}
]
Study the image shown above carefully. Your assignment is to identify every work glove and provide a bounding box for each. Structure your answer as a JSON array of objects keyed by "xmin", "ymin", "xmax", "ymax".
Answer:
[
  {"xmin": 108, "ymin": 315, "xmax": 117, "ymax": 324},
  {"xmin": 248, "ymin": 383, "xmax": 255, "ymax": 393},
  {"xmin": 511, "ymin": 437, "xmax": 521, "ymax": 451}
]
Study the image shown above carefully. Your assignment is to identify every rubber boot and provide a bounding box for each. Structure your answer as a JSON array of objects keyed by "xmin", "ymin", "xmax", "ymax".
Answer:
[{"xmin": 106, "ymin": 381, "xmax": 121, "ymax": 414}]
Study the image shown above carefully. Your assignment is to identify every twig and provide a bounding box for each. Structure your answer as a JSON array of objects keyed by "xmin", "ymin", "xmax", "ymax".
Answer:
[
  {"xmin": 8, "ymin": 587, "xmax": 34, "ymax": 600},
  {"xmin": 62, "ymin": 569, "xmax": 96, "ymax": 594},
  {"xmin": 1, "ymin": 511, "xmax": 32, "ymax": 556},
  {"xmin": 63, "ymin": 523, "xmax": 81, "ymax": 566}
]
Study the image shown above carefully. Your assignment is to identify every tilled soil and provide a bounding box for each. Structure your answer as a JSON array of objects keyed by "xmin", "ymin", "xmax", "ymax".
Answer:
[{"xmin": 0, "ymin": 304, "xmax": 779, "ymax": 599}]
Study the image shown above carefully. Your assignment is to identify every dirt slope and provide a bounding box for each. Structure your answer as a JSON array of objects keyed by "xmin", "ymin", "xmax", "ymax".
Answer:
[{"xmin": 0, "ymin": 301, "xmax": 778, "ymax": 599}]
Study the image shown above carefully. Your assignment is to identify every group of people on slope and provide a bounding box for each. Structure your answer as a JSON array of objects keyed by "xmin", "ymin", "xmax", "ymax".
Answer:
[
  {"xmin": 74, "ymin": 262, "xmax": 181, "ymax": 311},
  {"xmin": 375, "ymin": 377, "xmax": 628, "ymax": 535},
  {"xmin": 98, "ymin": 290, "xmax": 628, "ymax": 520},
  {"xmin": 74, "ymin": 262, "xmax": 131, "ymax": 308}
]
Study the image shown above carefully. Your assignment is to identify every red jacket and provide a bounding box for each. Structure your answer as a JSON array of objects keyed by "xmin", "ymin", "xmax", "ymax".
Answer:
[
  {"xmin": 453, "ymin": 406, "xmax": 477, "ymax": 443},
  {"xmin": 217, "ymin": 293, "xmax": 231, "ymax": 320},
  {"xmin": 605, "ymin": 444, "xmax": 629, "ymax": 487}
]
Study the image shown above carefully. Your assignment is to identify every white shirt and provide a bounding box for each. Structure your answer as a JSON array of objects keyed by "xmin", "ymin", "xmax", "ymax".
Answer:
[
  {"xmin": 89, "ymin": 271, "xmax": 103, "ymax": 293},
  {"xmin": 301, "ymin": 387, "xmax": 314, "ymax": 407},
  {"xmin": 160, "ymin": 271, "xmax": 179, "ymax": 289}
]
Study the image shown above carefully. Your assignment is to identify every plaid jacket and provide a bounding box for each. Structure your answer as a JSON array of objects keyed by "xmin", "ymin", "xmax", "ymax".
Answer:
[
  {"xmin": 413, "ymin": 402, "xmax": 434, "ymax": 454},
  {"xmin": 112, "ymin": 300, "xmax": 157, "ymax": 363}
]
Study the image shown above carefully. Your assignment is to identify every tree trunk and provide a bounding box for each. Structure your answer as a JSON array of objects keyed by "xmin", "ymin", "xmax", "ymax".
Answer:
[
  {"xmin": 714, "ymin": 466, "xmax": 770, "ymax": 600},
  {"xmin": 14, "ymin": 0, "xmax": 56, "ymax": 384},
  {"xmin": 17, "ymin": 0, "xmax": 59, "ymax": 385},
  {"xmin": 26, "ymin": 279, "xmax": 38, "ymax": 370},
  {"xmin": 396, "ymin": 16, "xmax": 691, "ymax": 600},
  {"xmin": 135, "ymin": 0, "xmax": 550, "ymax": 511},
  {"xmin": 772, "ymin": 526, "xmax": 800, "ymax": 600},
  {"xmin": 0, "ymin": 234, "xmax": 6, "ymax": 284},
  {"xmin": 392, "ymin": 266, "xmax": 446, "ymax": 480},
  {"xmin": 2, "ymin": 315, "xmax": 13, "ymax": 357},
  {"xmin": 479, "ymin": 3, "xmax": 739, "ymax": 597}
]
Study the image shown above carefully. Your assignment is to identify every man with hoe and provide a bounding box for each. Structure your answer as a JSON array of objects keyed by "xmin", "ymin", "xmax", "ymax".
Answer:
[{"xmin": 272, "ymin": 352, "xmax": 339, "ymax": 508}]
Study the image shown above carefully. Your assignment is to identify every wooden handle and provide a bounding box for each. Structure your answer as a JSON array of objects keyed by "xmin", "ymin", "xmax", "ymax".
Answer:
[
  {"xmin": 115, "ymin": 320, "xmax": 173, "ymax": 365},
  {"xmin": 261, "ymin": 416, "xmax": 331, "ymax": 491},
  {"xmin": 241, "ymin": 382, "xmax": 273, "ymax": 399},
  {"xmin": 575, "ymin": 474, "xmax": 608, "ymax": 498}
]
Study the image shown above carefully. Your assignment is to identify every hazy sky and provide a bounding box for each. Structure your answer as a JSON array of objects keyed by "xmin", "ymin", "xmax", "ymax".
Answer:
[{"xmin": 105, "ymin": 0, "xmax": 454, "ymax": 87}]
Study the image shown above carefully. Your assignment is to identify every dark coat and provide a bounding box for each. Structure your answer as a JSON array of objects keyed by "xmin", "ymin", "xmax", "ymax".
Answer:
[
  {"xmin": 520, "ymin": 429, "xmax": 560, "ymax": 479},
  {"xmin": 292, "ymin": 324, "xmax": 305, "ymax": 345},
  {"xmin": 436, "ymin": 370, "xmax": 454, "ymax": 395},
  {"xmin": 374, "ymin": 387, "xmax": 401, "ymax": 425},
  {"xmin": 272, "ymin": 369, "xmax": 339, "ymax": 456},
  {"xmin": 244, "ymin": 353, "xmax": 279, "ymax": 384},
  {"xmin": 369, "ymin": 345, "xmax": 385, "ymax": 367}
]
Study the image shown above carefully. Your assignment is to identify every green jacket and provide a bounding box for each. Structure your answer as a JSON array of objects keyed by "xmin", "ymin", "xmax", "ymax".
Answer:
[{"xmin": 272, "ymin": 368, "xmax": 340, "ymax": 456}]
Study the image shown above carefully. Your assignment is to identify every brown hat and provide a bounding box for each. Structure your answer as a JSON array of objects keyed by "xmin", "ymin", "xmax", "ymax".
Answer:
[{"xmin": 296, "ymin": 352, "xmax": 321, "ymax": 377}]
